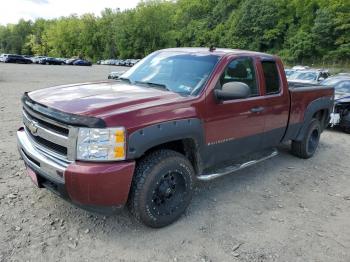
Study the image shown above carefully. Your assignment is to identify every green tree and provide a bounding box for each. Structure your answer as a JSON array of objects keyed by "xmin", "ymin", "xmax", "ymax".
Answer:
[{"xmin": 0, "ymin": 0, "xmax": 349, "ymax": 65}]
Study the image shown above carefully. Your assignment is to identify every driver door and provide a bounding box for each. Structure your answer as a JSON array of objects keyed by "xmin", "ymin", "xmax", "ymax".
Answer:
[{"xmin": 203, "ymin": 57, "xmax": 266, "ymax": 167}]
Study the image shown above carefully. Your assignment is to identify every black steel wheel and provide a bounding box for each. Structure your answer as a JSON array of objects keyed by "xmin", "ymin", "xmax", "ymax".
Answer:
[
  {"xmin": 291, "ymin": 119, "xmax": 321, "ymax": 159},
  {"xmin": 129, "ymin": 149, "xmax": 194, "ymax": 228},
  {"xmin": 150, "ymin": 171, "xmax": 187, "ymax": 217}
]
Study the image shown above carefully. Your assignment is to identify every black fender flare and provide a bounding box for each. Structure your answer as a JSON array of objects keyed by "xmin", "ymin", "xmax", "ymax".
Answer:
[
  {"xmin": 127, "ymin": 118, "xmax": 205, "ymax": 161},
  {"xmin": 295, "ymin": 97, "xmax": 333, "ymax": 141}
]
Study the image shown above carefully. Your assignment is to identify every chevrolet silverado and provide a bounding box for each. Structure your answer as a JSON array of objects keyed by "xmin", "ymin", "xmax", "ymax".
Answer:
[{"xmin": 17, "ymin": 48, "xmax": 334, "ymax": 228}]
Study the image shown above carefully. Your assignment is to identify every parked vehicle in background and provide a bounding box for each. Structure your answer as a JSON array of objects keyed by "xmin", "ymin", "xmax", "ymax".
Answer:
[
  {"xmin": 107, "ymin": 71, "xmax": 126, "ymax": 79},
  {"xmin": 119, "ymin": 60, "xmax": 127, "ymax": 66},
  {"xmin": 31, "ymin": 56, "xmax": 47, "ymax": 64},
  {"xmin": 285, "ymin": 69, "xmax": 297, "ymax": 79},
  {"xmin": 0, "ymin": 53, "xmax": 9, "ymax": 62},
  {"xmin": 39, "ymin": 57, "xmax": 65, "ymax": 65},
  {"xmin": 288, "ymin": 69, "xmax": 330, "ymax": 84},
  {"xmin": 126, "ymin": 59, "xmax": 140, "ymax": 67},
  {"xmin": 73, "ymin": 59, "xmax": 92, "ymax": 66},
  {"xmin": 17, "ymin": 48, "xmax": 334, "ymax": 228},
  {"xmin": 23, "ymin": 55, "xmax": 34, "ymax": 60},
  {"xmin": 2, "ymin": 54, "xmax": 32, "ymax": 64},
  {"xmin": 57, "ymin": 58, "xmax": 68, "ymax": 64},
  {"xmin": 65, "ymin": 58, "xmax": 79, "ymax": 65},
  {"xmin": 124, "ymin": 59, "xmax": 133, "ymax": 66},
  {"xmin": 114, "ymin": 59, "xmax": 124, "ymax": 66},
  {"xmin": 292, "ymin": 65, "xmax": 310, "ymax": 70},
  {"xmin": 322, "ymin": 75, "xmax": 350, "ymax": 133},
  {"xmin": 98, "ymin": 58, "xmax": 141, "ymax": 66}
]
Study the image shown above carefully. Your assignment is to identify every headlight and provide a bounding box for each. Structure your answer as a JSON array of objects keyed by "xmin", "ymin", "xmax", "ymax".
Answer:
[{"xmin": 77, "ymin": 127, "xmax": 126, "ymax": 161}]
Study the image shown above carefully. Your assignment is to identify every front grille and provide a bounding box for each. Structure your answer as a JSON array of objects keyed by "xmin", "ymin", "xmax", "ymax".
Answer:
[
  {"xmin": 22, "ymin": 107, "xmax": 72, "ymax": 160},
  {"xmin": 29, "ymin": 135, "xmax": 68, "ymax": 155},
  {"xmin": 23, "ymin": 107, "xmax": 69, "ymax": 135}
]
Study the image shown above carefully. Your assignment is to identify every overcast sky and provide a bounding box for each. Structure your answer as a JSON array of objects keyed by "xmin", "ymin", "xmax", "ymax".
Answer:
[{"xmin": 1, "ymin": 0, "xmax": 140, "ymax": 25}]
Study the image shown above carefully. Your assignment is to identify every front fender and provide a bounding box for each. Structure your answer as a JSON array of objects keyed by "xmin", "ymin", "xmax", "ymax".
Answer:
[{"xmin": 127, "ymin": 118, "xmax": 205, "ymax": 159}]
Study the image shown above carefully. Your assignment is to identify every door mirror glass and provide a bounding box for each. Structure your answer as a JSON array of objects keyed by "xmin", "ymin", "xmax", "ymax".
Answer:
[{"xmin": 215, "ymin": 82, "xmax": 251, "ymax": 101}]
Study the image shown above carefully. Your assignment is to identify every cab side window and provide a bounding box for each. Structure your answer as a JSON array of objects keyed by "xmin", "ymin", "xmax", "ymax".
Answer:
[
  {"xmin": 220, "ymin": 58, "xmax": 259, "ymax": 96},
  {"xmin": 262, "ymin": 61, "xmax": 280, "ymax": 95}
]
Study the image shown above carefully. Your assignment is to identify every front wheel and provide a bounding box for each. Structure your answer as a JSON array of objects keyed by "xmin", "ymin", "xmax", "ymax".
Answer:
[
  {"xmin": 128, "ymin": 149, "xmax": 194, "ymax": 228},
  {"xmin": 291, "ymin": 119, "xmax": 321, "ymax": 159}
]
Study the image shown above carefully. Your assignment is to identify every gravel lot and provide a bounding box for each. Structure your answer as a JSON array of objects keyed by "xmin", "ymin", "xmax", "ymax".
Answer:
[{"xmin": 0, "ymin": 63, "xmax": 350, "ymax": 262}]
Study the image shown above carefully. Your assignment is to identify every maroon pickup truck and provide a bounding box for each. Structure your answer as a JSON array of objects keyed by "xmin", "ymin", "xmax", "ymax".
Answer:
[{"xmin": 17, "ymin": 48, "xmax": 334, "ymax": 227}]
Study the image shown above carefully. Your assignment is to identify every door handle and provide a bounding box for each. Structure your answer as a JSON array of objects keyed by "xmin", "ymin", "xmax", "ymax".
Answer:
[{"xmin": 250, "ymin": 107, "xmax": 265, "ymax": 113}]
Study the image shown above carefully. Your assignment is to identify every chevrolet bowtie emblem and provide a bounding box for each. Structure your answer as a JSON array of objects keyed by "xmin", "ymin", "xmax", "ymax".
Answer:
[{"xmin": 28, "ymin": 120, "xmax": 39, "ymax": 135}]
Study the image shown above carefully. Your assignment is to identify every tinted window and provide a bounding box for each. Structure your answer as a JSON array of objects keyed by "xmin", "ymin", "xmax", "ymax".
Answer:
[
  {"xmin": 262, "ymin": 61, "xmax": 280, "ymax": 94},
  {"xmin": 220, "ymin": 57, "xmax": 258, "ymax": 96}
]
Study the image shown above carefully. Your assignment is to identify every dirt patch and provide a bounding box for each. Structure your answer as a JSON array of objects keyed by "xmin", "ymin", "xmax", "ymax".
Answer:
[{"xmin": 1, "ymin": 63, "xmax": 350, "ymax": 262}]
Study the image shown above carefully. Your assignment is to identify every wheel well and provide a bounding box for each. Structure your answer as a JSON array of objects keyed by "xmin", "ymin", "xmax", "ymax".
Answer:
[
  {"xmin": 313, "ymin": 109, "xmax": 328, "ymax": 130},
  {"xmin": 140, "ymin": 139, "xmax": 201, "ymax": 175}
]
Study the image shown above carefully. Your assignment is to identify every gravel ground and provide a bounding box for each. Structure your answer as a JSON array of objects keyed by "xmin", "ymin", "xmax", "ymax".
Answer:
[{"xmin": 0, "ymin": 63, "xmax": 350, "ymax": 262}]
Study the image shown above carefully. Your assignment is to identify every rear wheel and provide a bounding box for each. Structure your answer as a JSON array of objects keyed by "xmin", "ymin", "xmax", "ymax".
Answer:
[
  {"xmin": 129, "ymin": 149, "xmax": 194, "ymax": 228},
  {"xmin": 291, "ymin": 119, "xmax": 321, "ymax": 159}
]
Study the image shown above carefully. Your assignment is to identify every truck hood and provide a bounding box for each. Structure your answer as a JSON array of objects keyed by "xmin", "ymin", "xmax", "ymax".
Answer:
[{"xmin": 28, "ymin": 81, "xmax": 185, "ymax": 117}]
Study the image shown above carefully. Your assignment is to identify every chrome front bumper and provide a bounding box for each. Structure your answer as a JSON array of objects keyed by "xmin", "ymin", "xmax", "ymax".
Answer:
[{"xmin": 17, "ymin": 129, "xmax": 68, "ymax": 185}]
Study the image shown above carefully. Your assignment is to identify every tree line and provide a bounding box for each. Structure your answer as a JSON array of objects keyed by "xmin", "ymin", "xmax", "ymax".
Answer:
[{"xmin": 0, "ymin": 0, "xmax": 349, "ymax": 65}]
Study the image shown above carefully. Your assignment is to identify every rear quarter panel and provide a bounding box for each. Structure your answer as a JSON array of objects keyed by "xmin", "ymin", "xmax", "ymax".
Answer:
[
  {"xmin": 286, "ymin": 86, "xmax": 334, "ymax": 141},
  {"xmin": 289, "ymin": 87, "xmax": 334, "ymax": 124}
]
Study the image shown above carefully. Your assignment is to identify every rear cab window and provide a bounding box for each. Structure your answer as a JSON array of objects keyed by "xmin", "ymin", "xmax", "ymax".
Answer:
[{"xmin": 262, "ymin": 61, "xmax": 281, "ymax": 95}]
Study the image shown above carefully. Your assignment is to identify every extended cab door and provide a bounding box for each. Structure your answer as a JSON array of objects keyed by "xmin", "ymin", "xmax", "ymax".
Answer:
[
  {"xmin": 203, "ymin": 56, "xmax": 266, "ymax": 167},
  {"xmin": 258, "ymin": 58, "xmax": 290, "ymax": 148}
]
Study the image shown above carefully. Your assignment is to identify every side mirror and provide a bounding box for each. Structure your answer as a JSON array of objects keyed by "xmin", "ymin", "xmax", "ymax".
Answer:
[{"xmin": 214, "ymin": 82, "xmax": 251, "ymax": 101}]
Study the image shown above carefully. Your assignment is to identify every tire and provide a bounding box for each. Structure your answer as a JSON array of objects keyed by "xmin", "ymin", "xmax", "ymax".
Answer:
[
  {"xmin": 128, "ymin": 149, "xmax": 194, "ymax": 228},
  {"xmin": 291, "ymin": 119, "xmax": 321, "ymax": 159}
]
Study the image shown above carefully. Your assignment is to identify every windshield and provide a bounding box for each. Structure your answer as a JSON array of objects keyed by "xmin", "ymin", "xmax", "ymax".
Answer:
[
  {"xmin": 285, "ymin": 69, "xmax": 296, "ymax": 77},
  {"xmin": 120, "ymin": 51, "xmax": 220, "ymax": 95},
  {"xmin": 289, "ymin": 71, "xmax": 318, "ymax": 81}
]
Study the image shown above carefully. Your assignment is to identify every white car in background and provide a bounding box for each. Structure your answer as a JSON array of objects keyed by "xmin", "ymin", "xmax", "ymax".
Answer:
[{"xmin": 288, "ymin": 69, "xmax": 330, "ymax": 84}]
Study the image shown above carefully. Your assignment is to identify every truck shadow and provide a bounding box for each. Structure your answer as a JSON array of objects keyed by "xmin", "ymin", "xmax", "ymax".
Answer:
[{"xmin": 52, "ymin": 142, "xmax": 308, "ymax": 234}]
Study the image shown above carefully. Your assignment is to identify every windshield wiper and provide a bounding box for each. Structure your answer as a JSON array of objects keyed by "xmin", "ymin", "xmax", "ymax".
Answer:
[{"xmin": 135, "ymin": 81, "xmax": 170, "ymax": 91}]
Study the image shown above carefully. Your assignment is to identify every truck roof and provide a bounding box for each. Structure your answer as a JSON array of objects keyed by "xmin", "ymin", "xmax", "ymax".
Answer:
[{"xmin": 161, "ymin": 47, "xmax": 276, "ymax": 59}]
